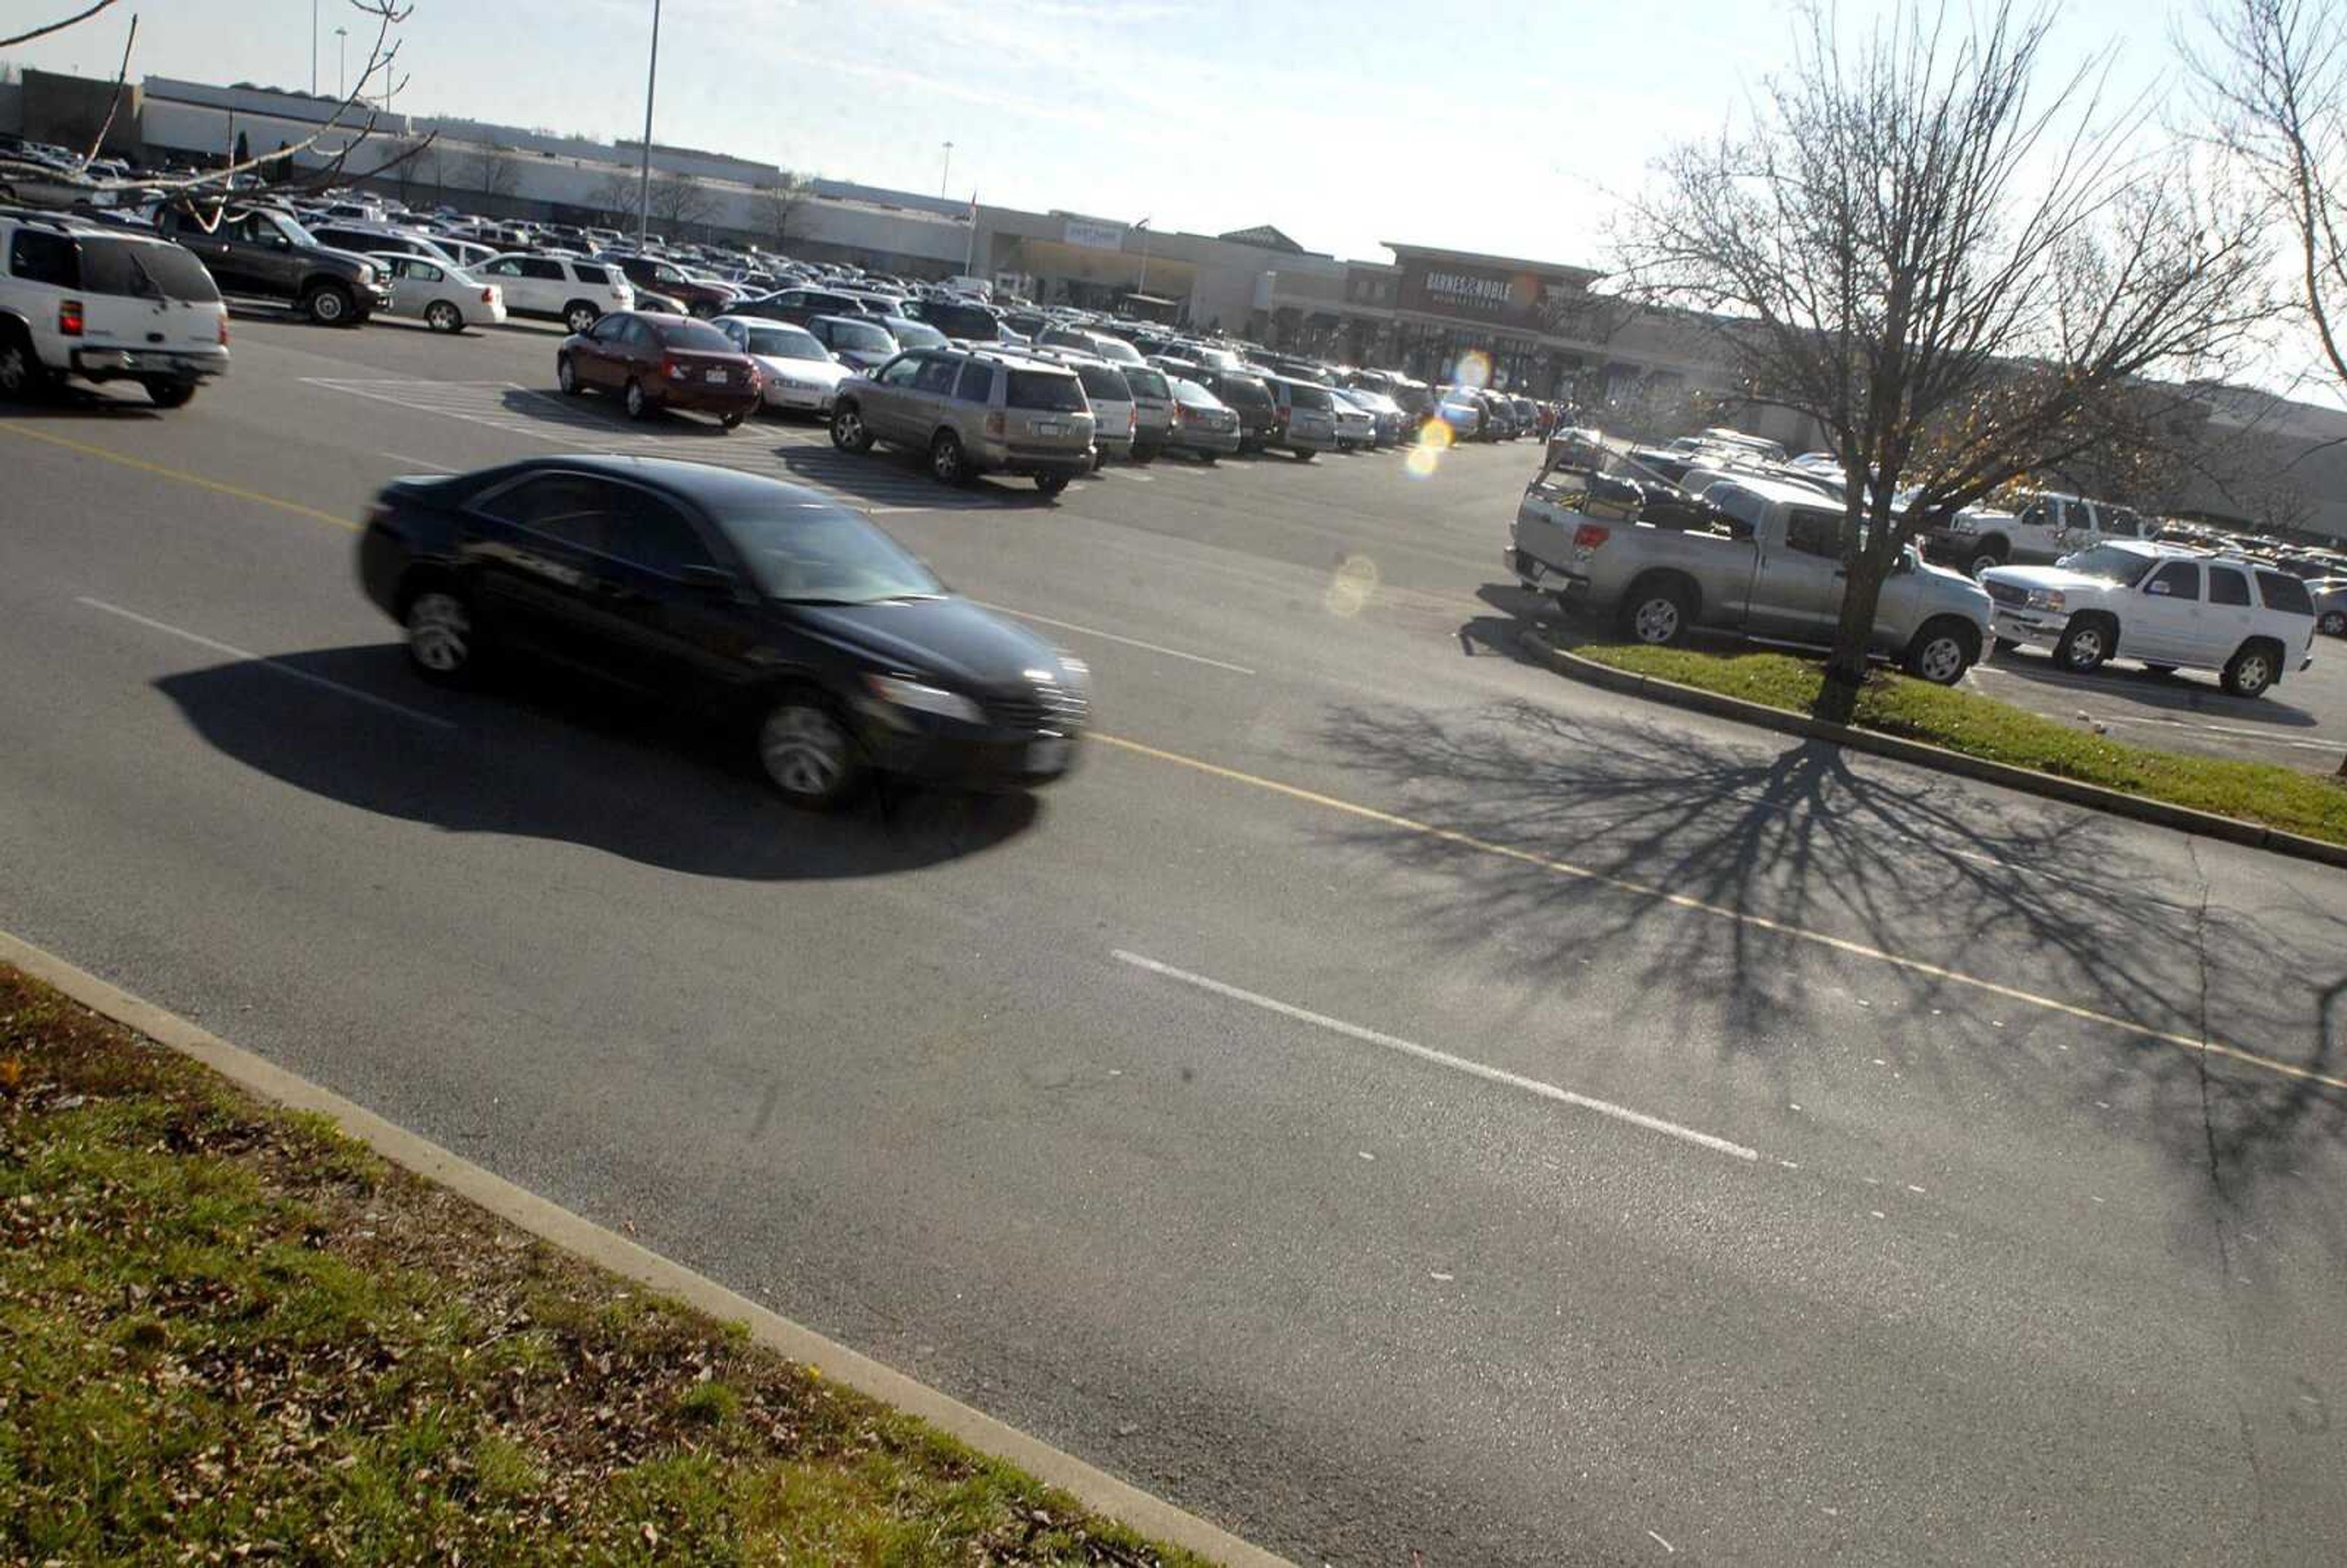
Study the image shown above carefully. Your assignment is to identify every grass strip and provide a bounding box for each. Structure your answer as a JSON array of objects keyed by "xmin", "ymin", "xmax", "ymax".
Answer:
[
  {"xmin": 0, "ymin": 964, "xmax": 1207, "ymax": 1566},
  {"xmin": 1574, "ymin": 643, "xmax": 2347, "ymax": 848}
]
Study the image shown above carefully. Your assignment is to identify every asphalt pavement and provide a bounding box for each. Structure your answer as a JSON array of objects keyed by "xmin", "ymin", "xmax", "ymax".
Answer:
[{"xmin": 3, "ymin": 313, "xmax": 2345, "ymax": 1566}]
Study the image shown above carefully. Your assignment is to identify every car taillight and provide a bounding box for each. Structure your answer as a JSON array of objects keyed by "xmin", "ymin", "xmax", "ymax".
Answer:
[
  {"xmin": 1573, "ymin": 524, "xmax": 1611, "ymax": 549},
  {"xmin": 663, "ymin": 358, "xmax": 683, "ymax": 379},
  {"xmin": 985, "ymin": 411, "xmax": 1005, "ymax": 438},
  {"xmin": 482, "ymin": 287, "xmax": 496, "ymax": 303},
  {"xmin": 1168, "ymin": 405, "xmax": 1183, "ymax": 425},
  {"xmin": 1126, "ymin": 407, "xmax": 1136, "ymax": 433},
  {"xmin": 59, "ymin": 299, "xmax": 84, "ymax": 337},
  {"xmin": 217, "ymin": 315, "xmax": 230, "ymax": 346}
]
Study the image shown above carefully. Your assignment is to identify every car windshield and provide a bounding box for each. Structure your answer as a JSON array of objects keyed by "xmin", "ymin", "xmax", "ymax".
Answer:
[
  {"xmin": 1090, "ymin": 336, "xmax": 1143, "ymax": 364},
  {"xmin": 1007, "ymin": 368, "xmax": 1085, "ymax": 411},
  {"xmin": 652, "ymin": 318, "xmax": 738, "ymax": 352},
  {"xmin": 1171, "ymin": 378, "xmax": 1221, "ymax": 408},
  {"xmin": 2062, "ymin": 544, "xmax": 2156, "ymax": 584},
  {"xmin": 1074, "ymin": 364, "xmax": 1131, "ymax": 401},
  {"xmin": 830, "ymin": 320, "xmax": 895, "ymax": 351},
  {"xmin": 888, "ymin": 319, "xmax": 948, "ymax": 348},
  {"xmin": 745, "ymin": 324, "xmax": 826, "ymax": 359},
  {"xmin": 714, "ymin": 502, "xmax": 943, "ymax": 604},
  {"xmin": 270, "ymin": 212, "xmax": 318, "ymax": 246},
  {"xmin": 1120, "ymin": 367, "xmax": 1170, "ymax": 400},
  {"xmin": 1217, "ymin": 376, "xmax": 1271, "ymax": 408}
]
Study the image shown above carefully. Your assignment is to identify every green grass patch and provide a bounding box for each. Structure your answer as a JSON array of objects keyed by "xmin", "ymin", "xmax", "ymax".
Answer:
[
  {"xmin": 0, "ymin": 965, "xmax": 1207, "ymax": 1566},
  {"xmin": 1575, "ymin": 642, "xmax": 2347, "ymax": 848}
]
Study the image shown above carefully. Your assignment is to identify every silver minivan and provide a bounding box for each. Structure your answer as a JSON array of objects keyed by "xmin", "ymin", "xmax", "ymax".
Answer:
[
  {"xmin": 831, "ymin": 346, "xmax": 1096, "ymax": 496},
  {"xmin": 1257, "ymin": 373, "xmax": 1340, "ymax": 460}
]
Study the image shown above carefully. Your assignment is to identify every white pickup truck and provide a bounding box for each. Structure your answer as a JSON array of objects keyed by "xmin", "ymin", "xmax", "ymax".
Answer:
[
  {"xmin": 1924, "ymin": 489, "xmax": 2154, "ymax": 579},
  {"xmin": 1509, "ymin": 460, "xmax": 1994, "ymax": 684}
]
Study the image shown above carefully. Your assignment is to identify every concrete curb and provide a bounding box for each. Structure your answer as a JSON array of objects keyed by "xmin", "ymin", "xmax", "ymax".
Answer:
[
  {"xmin": 0, "ymin": 928, "xmax": 1293, "ymax": 1568},
  {"xmin": 1524, "ymin": 631, "xmax": 2347, "ymax": 872}
]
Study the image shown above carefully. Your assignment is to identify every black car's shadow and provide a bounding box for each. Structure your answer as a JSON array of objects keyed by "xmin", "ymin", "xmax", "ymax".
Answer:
[
  {"xmin": 155, "ymin": 645, "xmax": 1040, "ymax": 881},
  {"xmin": 772, "ymin": 445, "xmax": 1061, "ymax": 509},
  {"xmin": 1982, "ymin": 645, "xmax": 2321, "ymax": 727},
  {"xmin": 497, "ymin": 385, "xmax": 738, "ymax": 437}
]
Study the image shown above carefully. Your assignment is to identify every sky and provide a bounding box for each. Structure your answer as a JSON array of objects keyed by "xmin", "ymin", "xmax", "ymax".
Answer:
[{"xmin": 5, "ymin": 0, "xmax": 2331, "ymax": 397}]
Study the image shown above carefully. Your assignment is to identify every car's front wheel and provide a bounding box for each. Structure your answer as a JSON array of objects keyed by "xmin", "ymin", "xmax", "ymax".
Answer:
[
  {"xmin": 2054, "ymin": 615, "xmax": 2112, "ymax": 673},
  {"xmin": 623, "ymin": 378, "xmax": 650, "ymax": 420},
  {"xmin": 303, "ymin": 282, "xmax": 354, "ymax": 326},
  {"xmin": 831, "ymin": 402, "xmax": 873, "ymax": 452},
  {"xmin": 403, "ymin": 586, "xmax": 480, "ymax": 686},
  {"xmin": 1903, "ymin": 618, "xmax": 1978, "ymax": 685},
  {"xmin": 557, "ymin": 353, "xmax": 581, "ymax": 395},
  {"xmin": 757, "ymin": 697, "xmax": 862, "ymax": 809}
]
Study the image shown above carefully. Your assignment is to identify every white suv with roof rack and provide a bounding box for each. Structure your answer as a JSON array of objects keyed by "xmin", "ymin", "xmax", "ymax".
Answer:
[
  {"xmin": 1980, "ymin": 540, "xmax": 2317, "ymax": 698},
  {"xmin": 0, "ymin": 208, "xmax": 229, "ymax": 407}
]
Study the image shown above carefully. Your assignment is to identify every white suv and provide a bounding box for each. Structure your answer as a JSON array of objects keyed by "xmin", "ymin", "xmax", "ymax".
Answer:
[
  {"xmin": 0, "ymin": 210, "xmax": 230, "ymax": 408},
  {"xmin": 1982, "ymin": 540, "xmax": 2318, "ymax": 698},
  {"xmin": 479, "ymin": 253, "xmax": 633, "ymax": 333}
]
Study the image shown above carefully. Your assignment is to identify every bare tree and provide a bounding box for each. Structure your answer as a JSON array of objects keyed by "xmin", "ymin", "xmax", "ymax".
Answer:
[
  {"xmin": 1, "ymin": 0, "xmax": 429, "ymax": 203},
  {"xmin": 1616, "ymin": 0, "xmax": 2272, "ymax": 722},
  {"xmin": 757, "ymin": 172, "xmax": 812, "ymax": 251},
  {"xmin": 647, "ymin": 169, "xmax": 717, "ymax": 238},
  {"xmin": 455, "ymin": 144, "xmax": 524, "ymax": 203},
  {"xmin": 589, "ymin": 168, "xmax": 638, "ymax": 223}
]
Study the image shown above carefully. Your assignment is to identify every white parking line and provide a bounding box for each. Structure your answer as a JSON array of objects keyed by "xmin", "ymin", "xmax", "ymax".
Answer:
[
  {"xmin": 76, "ymin": 598, "xmax": 456, "ymax": 730},
  {"xmin": 1112, "ymin": 950, "xmax": 1761, "ymax": 1162},
  {"xmin": 965, "ymin": 600, "xmax": 1256, "ymax": 675},
  {"xmin": 378, "ymin": 450, "xmax": 453, "ymax": 472}
]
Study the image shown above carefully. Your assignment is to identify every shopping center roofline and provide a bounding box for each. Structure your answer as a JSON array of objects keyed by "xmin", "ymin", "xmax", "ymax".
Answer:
[{"xmin": 1381, "ymin": 241, "xmax": 1604, "ymax": 285}]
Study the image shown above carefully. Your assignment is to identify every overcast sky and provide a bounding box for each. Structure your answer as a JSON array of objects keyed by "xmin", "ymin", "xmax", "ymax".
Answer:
[{"xmin": 6, "ymin": 0, "xmax": 2330, "ymax": 397}]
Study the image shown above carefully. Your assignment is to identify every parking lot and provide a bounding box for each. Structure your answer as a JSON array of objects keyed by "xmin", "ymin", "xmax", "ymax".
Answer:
[
  {"xmin": 1966, "ymin": 640, "xmax": 2347, "ymax": 765},
  {"xmin": 9, "ymin": 304, "xmax": 2347, "ymax": 1568}
]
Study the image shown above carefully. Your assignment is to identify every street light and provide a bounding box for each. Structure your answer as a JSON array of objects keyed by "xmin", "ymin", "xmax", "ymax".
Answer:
[
  {"xmin": 310, "ymin": 0, "xmax": 318, "ymax": 96},
  {"xmin": 334, "ymin": 25, "xmax": 348, "ymax": 98},
  {"xmin": 939, "ymin": 141, "xmax": 953, "ymax": 200},
  {"xmin": 1134, "ymin": 216, "xmax": 1152, "ymax": 296},
  {"xmin": 636, "ymin": 0, "xmax": 662, "ymax": 248}
]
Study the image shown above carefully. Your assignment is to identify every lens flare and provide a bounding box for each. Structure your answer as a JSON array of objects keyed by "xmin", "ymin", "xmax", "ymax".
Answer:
[
  {"xmin": 1406, "ymin": 414, "xmax": 1453, "ymax": 478},
  {"xmin": 1324, "ymin": 554, "xmax": 1380, "ymax": 618},
  {"xmin": 1452, "ymin": 351, "xmax": 1493, "ymax": 389}
]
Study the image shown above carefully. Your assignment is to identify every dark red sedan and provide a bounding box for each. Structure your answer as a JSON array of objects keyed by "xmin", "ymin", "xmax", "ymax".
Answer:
[{"xmin": 556, "ymin": 310, "xmax": 762, "ymax": 429}]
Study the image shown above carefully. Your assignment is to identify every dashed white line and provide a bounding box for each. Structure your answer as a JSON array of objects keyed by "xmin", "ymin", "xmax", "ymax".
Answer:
[
  {"xmin": 1112, "ymin": 950, "xmax": 1761, "ymax": 1162},
  {"xmin": 378, "ymin": 450, "xmax": 453, "ymax": 472},
  {"xmin": 967, "ymin": 601, "xmax": 1256, "ymax": 675},
  {"xmin": 76, "ymin": 597, "xmax": 457, "ymax": 730}
]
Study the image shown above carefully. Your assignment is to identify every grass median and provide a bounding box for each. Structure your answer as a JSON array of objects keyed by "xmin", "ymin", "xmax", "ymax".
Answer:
[
  {"xmin": 1574, "ymin": 642, "xmax": 2347, "ymax": 848},
  {"xmin": 0, "ymin": 964, "xmax": 1206, "ymax": 1567}
]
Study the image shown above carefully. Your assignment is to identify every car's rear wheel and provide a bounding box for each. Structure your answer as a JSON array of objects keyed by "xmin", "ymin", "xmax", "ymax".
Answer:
[
  {"xmin": 1903, "ymin": 617, "xmax": 1977, "ymax": 685},
  {"xmin": 2054, "ymin": 615, "xmax": 2112, "ymax": 673},
  {"xmin": 0, "ymin": 331, "xmax": 52, "ymax": 399},
  {"xmin": 720, "ymin": 408, "xmax": 747, "ymax": 431},
  {"xmin": 557, "ymin": 353, "xmax": 581, "ymax": 395},
  {"xmin": 2222, "ymin": 642, "xmax": 2279, "ymax": 698},
  {"xmin": 143, "ymin": 378, "xmax": 197, "ymax": 408},
  {"xmin": 303, "ymin": 282, "xmax": 354, "ymax": 326},
  {"xmin": 1293, "ymin": 448, "xmax": 1316, "ymax": 462},
  {"xmin": 403, "ymin": 586, "xmax": 479, "ymax": 686},
  {"xmin": 1035, "ymin": 472, "xmax": 1071, "ymax": 497},
  {"xmin": 930, "ymin": 430, "xmax": 970, "ymax": 485},
  {"xmin": 757, "ymin": 697, "xmax": 862, "ymax": 809},
  {"xmin": 1620, "ymin": 578, "xmax": 1692, "ymax": 646},
  {"xmin": 425, "ymin": 299, "xmax": 463, "ymax": 333},
  {"xmin": 831, "ymin": 402, "xmax": 873, "ymax": 452},
  {"xmin": 623, "ymin": 378, "xmax": 650, "ymax": 420},
  {"xmin": 564, "ymin": 301, "xmax": 601, "ymax": 334}
]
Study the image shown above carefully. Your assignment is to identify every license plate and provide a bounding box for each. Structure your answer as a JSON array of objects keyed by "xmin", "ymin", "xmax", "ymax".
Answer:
[
  {"xmin": 1032, "ymin": 422, "xmax": 1062, "ymax": 436},
  {"xmin": 703, "ymin": 368, "xmax": 728, "ymax": 384},
  {"xmin": 1027, "ymin": 738, "xmax": 1070, "ymax": 773}
]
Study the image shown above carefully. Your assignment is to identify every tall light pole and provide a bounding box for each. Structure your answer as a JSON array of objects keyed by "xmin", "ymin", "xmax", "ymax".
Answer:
[
  {"xmin": 310, "ymin": 0, "xmax": 318, "ymax": 95},
  {"xmin": 334, "ymin": 26, "xmax": 348, "ymax": 98},
  {"xmin": 636, "ymin": 0, "xmax": 662, "ymax": 247},
  {"xmin": 939, "ymin": 141, "xmax": 953, "ymax": 199},
  {"xmin": 1134, "ymin": 216, "xmax": 1152, "ymax": 296}
]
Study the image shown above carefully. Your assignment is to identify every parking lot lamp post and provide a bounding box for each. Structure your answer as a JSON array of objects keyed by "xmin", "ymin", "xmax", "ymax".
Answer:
[
  {"xmin": 939, "ymin": 141, "xmax": 953, "ymax": 199},
  {"xmin": 334, "ymin": 26, "xmax": 348, "ymax": 98},
  {"xmin": 310, "ymin": 0, "xmax": 318, "ymax": 96},
  {"xmin": 1135, "ymin": 216, "xmax": 1151, "ymax": 296},
  {"xmin": 636, "ymin": 0, "xmax": 661, "ymax": 249}
]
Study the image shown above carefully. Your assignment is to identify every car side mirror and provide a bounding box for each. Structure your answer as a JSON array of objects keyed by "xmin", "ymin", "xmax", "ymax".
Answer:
[
  {"xmin": 2147, "ymin": 580, "xmax": 2171, "ymax": 596},
  {"xmin": 679, "ymin": 563, "xmax": 738, "ymax": 595}
]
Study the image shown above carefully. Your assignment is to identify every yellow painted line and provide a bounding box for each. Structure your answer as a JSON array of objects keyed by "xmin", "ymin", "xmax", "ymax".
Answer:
[
  {"xmin": 0, "ymin": 420, "xmax": 358, "ymax": 532},
  {"xmin": 1091, "ymin": 733, "xmax": 2347, "ymax": 1094},
  {"xmin": 13, "ymin": 414, "xmax": 2335, "ymax": 1094}
]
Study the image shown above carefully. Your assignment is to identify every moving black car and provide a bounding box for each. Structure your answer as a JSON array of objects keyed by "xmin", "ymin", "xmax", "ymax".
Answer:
[{"xmin": 358, "ymin": 456, "xmax": 1089, "ymax": 807}]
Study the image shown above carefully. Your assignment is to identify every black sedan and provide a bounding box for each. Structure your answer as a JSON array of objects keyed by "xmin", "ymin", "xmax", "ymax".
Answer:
[{"xmin": 358, "ymin": 456, "xmax": 1089, "ymax": 807}]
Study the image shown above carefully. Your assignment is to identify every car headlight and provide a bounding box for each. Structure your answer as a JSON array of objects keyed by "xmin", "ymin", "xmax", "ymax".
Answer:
[
  {"xmin": 865, "ymin": 673, "xmax": 983, "ymax": 723},
  {"xmin": 2024, "ymin": 588, "xmax": 2065, "ymax": 610}
]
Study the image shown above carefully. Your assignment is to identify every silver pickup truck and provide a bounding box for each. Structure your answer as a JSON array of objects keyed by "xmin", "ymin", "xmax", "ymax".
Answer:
[{"xmin": 1507, "ymin": 458, "xmax": 1994, "ymax": 684}]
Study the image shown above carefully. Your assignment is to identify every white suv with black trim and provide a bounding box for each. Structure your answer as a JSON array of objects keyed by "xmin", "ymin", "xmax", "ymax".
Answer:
[
  {"xmin": 1982, "ymin": 541, "xmax": 2316, "ymax": 698},
  {"xmin": 0, "ymin": 209, "xmax": 229, "ymax": 407}
]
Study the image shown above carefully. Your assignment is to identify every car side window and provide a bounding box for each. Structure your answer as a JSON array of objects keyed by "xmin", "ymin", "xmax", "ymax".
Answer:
[
  {"xmin": 9, "ymin": 229, "xmax": 79, "ymax": 287},
  {"xmin": 913, "ymin": 357, "xmax": 961, "ymax": 395},
  {"xmin": 1783, "ymin": 508, "xmax": 1845, "ymax": 560},
  {"xmin": 588, "ymin": 313, "xmax": 629, "ymax": 342},
  {"xmin": 954, "ymin": 361, "xmax": 994, "ymax": 401},
  {"xmin": 605, "ymin": 490, "xmax": 718, "ymax": 576},
  {"xmin": 876, "ymin": 356, "xmax": 922, "ymax": 387},
  {"xmin": 2147, "ymin": 561, "xmax": 2201, "ymax": 599},
  {"xmin": 621, "ymin": 318, "xmax": 658, "ymax": 350},
  {"xmin": 521, "ymin": 258, "xmax": 565, "ymax": 281},
  {"xmin": 473, "ymin": 474, "xmax": 618, "ymax": 553},
  {"xmin": 2207, "ymin": 566, "xmax": 2252, "ymax": 607},
  {"xmin": 408, "ymin": 260, "xmax": 443, "ymax": 283},
  {"xmin": 487, "ymin": 258, "xmax": 520, "ymax": 277},
  {"xmin": 2017, "ymin": 499, "xmax": 2052, "ymax": 530},
  {"xmin": 2255, "ymin": 571, "xmax": 2316, "ymax": 615}
]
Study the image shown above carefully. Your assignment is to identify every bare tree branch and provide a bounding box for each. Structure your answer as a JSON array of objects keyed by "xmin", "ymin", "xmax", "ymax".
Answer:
[
  {"xmin": 0, "ymin": 0, "xmax": 117, "ymax": 50},
  {"xmin": 76, "ymin": 10, "xmax": 138, "ymax": 168}
]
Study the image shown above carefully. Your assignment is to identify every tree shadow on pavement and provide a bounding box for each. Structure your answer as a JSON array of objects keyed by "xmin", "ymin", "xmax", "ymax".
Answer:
[
  {"xmin": 1312, "ymin": 698, "xmax": 2347, "ymax": 1218},
  {"xmin": 154, "ymin": 645, "xmax": 1040, "ymax": 881}
]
